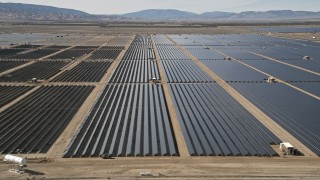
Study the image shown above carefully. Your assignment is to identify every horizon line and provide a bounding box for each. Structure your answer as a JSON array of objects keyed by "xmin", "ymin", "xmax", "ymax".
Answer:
[{"xmin": 1, "ymin": 2, "xmax": 320, "ymax": 15}]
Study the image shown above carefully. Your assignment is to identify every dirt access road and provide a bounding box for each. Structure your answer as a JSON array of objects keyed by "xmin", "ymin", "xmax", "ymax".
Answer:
[{"xmin": 0, "ymin": 157, "xmax": 320, "ymax": 179}]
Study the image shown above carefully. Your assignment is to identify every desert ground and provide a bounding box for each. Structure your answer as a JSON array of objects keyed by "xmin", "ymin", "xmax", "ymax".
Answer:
[{"xmin": 1, "ymin": 157, "xmax": 320, "ymax": 179}]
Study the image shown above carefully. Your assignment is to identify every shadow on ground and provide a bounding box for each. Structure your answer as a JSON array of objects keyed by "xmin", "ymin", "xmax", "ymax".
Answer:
[{"xmin": 24, "ymin": 169, "xmax": 45, "ymax": 176}]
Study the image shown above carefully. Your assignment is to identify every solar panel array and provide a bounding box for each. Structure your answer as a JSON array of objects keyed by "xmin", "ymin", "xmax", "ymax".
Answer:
[
  {"xmin": 169, "ymin": 83, "xmax": 280, "ymax": 156},
  {"xmin": 155, "ymin": 35, "xmax": 281, "ymax": 156},
  {"xmin": 161, "ymin": 60, "xmax": 213, "ymax": 83},
  {"xmin": 201, "ymin": 60, "xmax": 266, "ymax": 82},
  {"xmin": 0, "ymin": 49, "xmax": 32, "ymax": 59},
  {"xmin": 64, "ymin": 35, "xmax": 179, "ymax": 157},
  {"xmin": 168, "ymin": 34, "xmax": 320, "ymax": 156},
  {"xmin": 0, "ymin": 61, "xmax": 29, "ymax": 73},
  {"xmin": 1, "ymin": 33, "xmax": 320, "ymax": 158},
  {"xmin": 257, "ymin": 27, "xmax": 320, "ymax": 33},
  {"xmin": 109, "ymin": 60, "xmax": 160, "ymax": 83},
  {"xmin": 157, "ymin": 46, "xmax": 190, "ymax": 60},
  {"xmin": 0, "ymin": 86, "xmax": 94, "ymax": 154},
  {"xmin": 176, "ymin": 34, "xmax": 320, "ymax": 156},
  {"xmin": 87, "ymin": 50, "xmax": 122, "ymax": 60},
  {"xmin": 0, "ymin": 61, "xmax": 69, "ymax": 82},
  {"xmin": 122, "ymin": 46, "xmax": 155, "ymax": 60},
  {"xmin": 185, "ymin": 48, "xmax": 225, "ymax": 60},
  {"xmin": 232, "ymin": 83, "xmax": 320, "ymax": 155},
  {"xmin": 52, "ymin": 61, "xmax": 113, "ymax": 82},
  {"xmin": 0, "ymin": 86, "xmax": 33, "ymax": 108},
  {"xmin": 8, "ymin": 49, "xmax": 60, "ymax": 60},
  {"xmin": 0, "ymin": 35, "xmax": 131, "ymax": 155},
  {"xmin": 64, "ymin": 84, "xmax": 177, "ymax": 157}
]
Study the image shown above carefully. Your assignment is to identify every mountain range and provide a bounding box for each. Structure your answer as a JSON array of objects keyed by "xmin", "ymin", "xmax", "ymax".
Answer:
[
  {"xmin": 0, "ymin": 3, "xmax": 124, "ymax": 21},
  {"xmin": 123, "ymin": 9, "xmax": 320, "ymax": 20},
  {"xmin": 1, "ymin": 3, "xmax": 320, "ymax": 21}
]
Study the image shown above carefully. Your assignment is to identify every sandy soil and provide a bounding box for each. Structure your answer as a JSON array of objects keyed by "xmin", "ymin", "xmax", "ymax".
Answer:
[
  {"xmin": 0, "ymin": 24, "xmax": 254, "ymax": 35},
  {"xmin": 1, "ymin": 157, "xmax": 320, "ymax": 179}
]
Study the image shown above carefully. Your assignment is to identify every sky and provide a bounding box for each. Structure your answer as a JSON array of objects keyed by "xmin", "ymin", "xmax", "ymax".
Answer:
[{"xmin": 1, "ymin": 0, "xmax": 320, "ymax": 14}]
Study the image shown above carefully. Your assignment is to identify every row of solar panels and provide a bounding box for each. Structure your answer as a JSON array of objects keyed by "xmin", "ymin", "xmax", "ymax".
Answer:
[
  {"xmin": 1, "ymin": 34, "xmax": 320, "ymax": 158},
  {"xmin": 65, "ymin": 35, "xmax": 285, "ymax": 157},
  {"xmin": 0, "ymin": 61, "xmax": 114, "ymax": 82},
  {"xmin": 172, "ymin": 34, "xmax": 320, "ymax": 156}
]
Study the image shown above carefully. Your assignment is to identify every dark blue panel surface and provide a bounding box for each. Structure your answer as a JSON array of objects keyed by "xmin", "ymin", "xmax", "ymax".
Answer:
[
  {"xmin": 241, "ymin": 60, "xmax": 320, "ymax": 81},
  {"xmin": 231, "ymin": 83, "xmax": 320, "ymax": 155},
  {"xmin": 161, "ymin": 60, "xmax": 214, "ymax": 83},
  {"xmin": 64, "ymin": 84, "xmax": 178, "ymax": 157},
  {"xmin": 201, "ymin": 60, "xmax": 266, "ymax": 82},
  {"xmin": 169, "ymin": 83, "xmax": 280, "ymax": 156},
  {"xmin": 0, "ymin": 86, "xmax": 94, "ymax": 154}
]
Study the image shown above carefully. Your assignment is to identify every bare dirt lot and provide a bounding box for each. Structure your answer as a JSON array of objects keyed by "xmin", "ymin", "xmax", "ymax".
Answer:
[
  {"xmin": 1, "ymin": 157, "xmax": 320, "ymax": 179},
  {"xmin": 0, "ymin": 24, "xmax": 254, "ymax": 35}
]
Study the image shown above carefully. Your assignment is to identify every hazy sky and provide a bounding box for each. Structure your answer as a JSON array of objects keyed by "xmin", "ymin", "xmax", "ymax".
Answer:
[{"xmin": 1, "ymin": 0, "xmax": 320, "ymax": 14}]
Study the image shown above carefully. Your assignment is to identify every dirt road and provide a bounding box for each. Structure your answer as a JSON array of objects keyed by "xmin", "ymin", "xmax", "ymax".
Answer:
[{"xmin": 1, "ymin": 157, "xmax": 320, "ymax": 179}]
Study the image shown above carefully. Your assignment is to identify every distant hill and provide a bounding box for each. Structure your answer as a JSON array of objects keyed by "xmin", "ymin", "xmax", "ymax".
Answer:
[
  {"xmin": 0, "ymin": 3, "xmax": 124, "ymax": 21},
  {"xmin": 123, "ymin": 9, "xmax": 320, "ymax": 21},
  {"xmin": 0, "ymin": 3, "xmax": 320, "ymax": 22},
  {"xmin": 230, "ymin": 10, "xmax": 320, "ymax": 20},
  {"xmin": 123, "ymin": 9, "xmax": 199, "ymax": 20},
  {"xmin": 200, "ymin": 12, "xmax": 237, "ymax": 19},
  {"xmin": 0, "ymin": 3, "xmax": 88, "ymax": 15}
]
